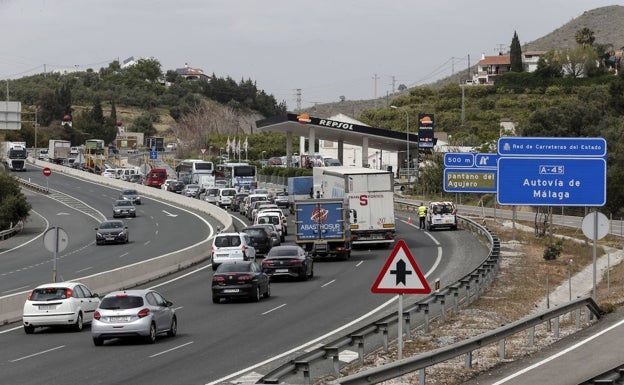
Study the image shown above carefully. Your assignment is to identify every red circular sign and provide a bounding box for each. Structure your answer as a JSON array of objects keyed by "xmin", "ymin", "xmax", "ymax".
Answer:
[{"xmin": 42, "ymin": 167, "xmax": 52, "ymax": 177}]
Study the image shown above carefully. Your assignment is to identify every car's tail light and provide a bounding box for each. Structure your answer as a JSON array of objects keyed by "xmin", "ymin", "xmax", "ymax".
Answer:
[
  {"xmin": 238, "ymin": 275, "xmax": 253, "ymax": 281},
  {"xmin": 213, "ymin": 276, "xmax": 225, "ymax": 282},
  {"xmin": 262, "ymin": 260, "xmax": 275, "ymax": 266},
  {"xmin": 289, "ymin": 259, "xmax": 303, "ymax": 265},
  {"xmin": 94, "ymin": 311, "xmax": 101, "ymax": 320},
  {"xmin": 27, "ymin": 291, "xmax": 34, "ymax": 300},
  {"xmin": 65, "ymin": 288, "xmax": 73, "ymax": 298},
  {"xmin": 137, "ymin": 308, "xmax": 150, "ymax": 318}
]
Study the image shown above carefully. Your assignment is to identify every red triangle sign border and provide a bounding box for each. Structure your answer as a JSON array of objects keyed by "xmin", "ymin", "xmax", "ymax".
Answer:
[{"xmin": 371, "ymin": 239, "xmax": 431, "ymax": 294}]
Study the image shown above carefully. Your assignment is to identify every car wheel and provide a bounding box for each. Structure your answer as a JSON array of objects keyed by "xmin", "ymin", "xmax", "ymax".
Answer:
[
  {"xmin": 252, "ymin": 287, "xmax": 261, "ymax": 302},
  {"xmin": 167, "ymin": 316, "xmax": 177, "ymax": 337},
  {"xmin": 145, "ymin": 322, "xmax": 157, "ymax": 344},
  {"xmin": 212, "ymin": 263, "xmax": 218, "ymax": 271},
  {"xmin": 96, "ymin": 240, "xmax": 101, "ymax": 246},
  {"xmin": 93, "ymin": 337, "xmax": 104, "ymax": 346},
  {"xmin": 24, "ymin": 324, "xmax": 35, "ymax": 334},
  {"xmin": 212, "ymin": 296, "xmax": 220, "ymax": 304},
  {"xmin": 264, "ymin": 283, "xmax": 271, "ymax": 298},
  {"xmin": 73, "ymin": 312, "xmax": 83, "ymax": 332},
  {"xmin": 309, "ymin": 264, "xmax": 314, "ymax": 279}
]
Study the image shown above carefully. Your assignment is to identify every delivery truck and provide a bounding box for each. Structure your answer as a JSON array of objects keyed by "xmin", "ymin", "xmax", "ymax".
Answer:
[
  {"xmin": 293, "ymin": 198, "xmax": 351, "ymax": 260},
  {"xmin": 287, "ymin": 175, "xmax": 313, "ymax": 213},
  {"xmin": 313, "ymin": 166, "xmax": 395, "ymax": 247}
]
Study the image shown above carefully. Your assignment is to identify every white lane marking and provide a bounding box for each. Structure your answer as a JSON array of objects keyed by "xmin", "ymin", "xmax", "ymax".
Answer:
[
  {"xmin": 149, "ymin": 341, "xmax": 194, "ymax": 358},
  {"xmin": 118, "ymin": 252, "xmax": 129, "ymax": 258},
  {"xmin": 1, "ymin": 285, "xmax": 30, "ymax": 295},
  {"xmin": 492, "ymin": 318, "xmax": 624, "ymax": 384},
  {"xmin": 75, "ymin": 266, "xmax": 93, "ymax": 274},
  {"xmin": 10, "ymin": 345, "xmax": 65, "ymax": 362},
  {"xmin": 262, "ymin": 304, "xmax": 286, "ymax": 315},
  {"xmin": 149, "ymin": 264, "xmax": 212, "ymax": 289},
  {"xmin": 356, "ymin": 261, "xmax": 364, "ymax": 267},
  {"xmin": 321, "ymin": 280, "xmax": 336, "ymax": 288},
  {"xmin": 0, "ymin": 210, "xmax": 49, "ymax": 256}
]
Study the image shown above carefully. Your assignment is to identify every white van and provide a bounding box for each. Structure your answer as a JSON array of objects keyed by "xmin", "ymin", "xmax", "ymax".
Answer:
[
  {"xmin": 426, "ymin": 201, "xmax": 457, "ymax": 231},
  {"xmin": 119, "ymin": 167, "xmax": 142, "ymax": 181},
  {"xmin": 217, "ymin": 188, "xmax": 237, "ymax": 208}
]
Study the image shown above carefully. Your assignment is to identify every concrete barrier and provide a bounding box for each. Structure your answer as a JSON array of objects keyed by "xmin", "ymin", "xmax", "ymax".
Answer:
[{"xmin": 1, "ymin": 160, "xmax": 233, "ymax": 325}]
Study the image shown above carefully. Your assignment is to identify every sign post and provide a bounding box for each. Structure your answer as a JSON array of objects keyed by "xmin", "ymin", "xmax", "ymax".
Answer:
[
  {"xmin": 42, "ymin": 167, "xmax": 51, "ymax": 190},
  {"xmin": 43, "ymin": 227, "xmax": 69, "ymax": 282},
  {"xmin": 372, "ymin": 240, "xmax": 431, "ymax": 359}
]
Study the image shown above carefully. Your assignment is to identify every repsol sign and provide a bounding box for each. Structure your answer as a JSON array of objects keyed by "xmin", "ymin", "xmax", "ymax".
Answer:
[{"xmin": 317, "ymin": 119, "xmax": 354, "ymax": 130}]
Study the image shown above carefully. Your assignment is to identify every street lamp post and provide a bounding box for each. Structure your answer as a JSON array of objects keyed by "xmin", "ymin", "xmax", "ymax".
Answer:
[{"xmin": 391, "ymin": 105, "xmax": 410, "ymax": 183}]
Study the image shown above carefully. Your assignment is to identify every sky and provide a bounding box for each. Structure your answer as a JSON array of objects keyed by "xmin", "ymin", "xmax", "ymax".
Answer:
[{"xmin": 0, "ymin": 0, "xmax": 617, "ymax": 110}]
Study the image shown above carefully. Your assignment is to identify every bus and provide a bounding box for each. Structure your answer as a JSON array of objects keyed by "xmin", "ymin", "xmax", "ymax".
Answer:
[
  {"xmin": 176, "ymin": 159, "xmax": 215, "ymax": 189},
  {"xmin": 215, "ymin": 163, "xmax": 257, "ymax": 190}
]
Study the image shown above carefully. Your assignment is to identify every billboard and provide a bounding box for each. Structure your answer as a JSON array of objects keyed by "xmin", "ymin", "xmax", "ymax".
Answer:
[
  {"xmin": 0, "ymin": 101, "xmax": 22, "ymax": 130},
  {"xmin": 418, "ymin": 113, "xmax": 434, "ymax": 149}
]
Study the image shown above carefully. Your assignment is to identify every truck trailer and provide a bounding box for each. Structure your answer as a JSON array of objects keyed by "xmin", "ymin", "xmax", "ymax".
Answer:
[
  {"xmin": 1, "ymin": 141, "xmax": 28, "ymax": 171},
  {"xmin": 313, "ymin": 166, "xmax": 395, "ymax": 247},
  {"xmin": 293, "ymin": 198, "xmax": 351, "ymax": 260},
  {"xmin": 48, "ymin": 140, "xmax": 71, "ymax": 164}
]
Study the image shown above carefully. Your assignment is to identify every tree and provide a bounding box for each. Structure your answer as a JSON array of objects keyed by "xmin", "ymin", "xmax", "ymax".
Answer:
[
  {"xmin": 510, "ymin": 31, "xmax": 523, "ymax": 72},
  {"xmin": 575, "ymin": 28, "xmax": 595, "ymax": 48},
  {"xmin": 0, "ymin": 171, "xmax": 31, "ymax": 230}
]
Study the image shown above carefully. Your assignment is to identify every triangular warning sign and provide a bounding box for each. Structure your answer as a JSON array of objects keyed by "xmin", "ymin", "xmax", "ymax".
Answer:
[{"xmin": 371, "ymin": 239, "xmax": 431, "ymax": 294}]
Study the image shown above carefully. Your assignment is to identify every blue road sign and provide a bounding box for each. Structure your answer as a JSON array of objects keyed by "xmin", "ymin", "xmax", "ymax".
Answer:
[
  {"xmin": 444, "ymin": 153, "xmax": 474, "ymax": 168},
  {"xmin": 498, "ymin": 137, "xmax": 606, "ymax": 157},
  {"xmin": 444, "ymin": 168, "xmax": 497, "ymax": 193},
  {"xmin": 497, "ymin": 157, "xmax": 606, "ymax": 206},
  {"xmin": 474, "ymin": 153, "xmax": 499, "ymax": 168},
  {"xmin": 149, "ymin": 150, "xmax": 158, "ymax": 160}
]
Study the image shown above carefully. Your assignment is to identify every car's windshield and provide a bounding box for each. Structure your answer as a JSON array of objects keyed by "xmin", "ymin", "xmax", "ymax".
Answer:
[
  {"xmin": 116, "ymin": 201, "xmax": 132, "ymax": 206},
  {"xmin": 122, "ymin": 190, "xmax": 137, "ymax": 195},
  {"xmin": 100, "ymin": 221, "xmax": 123, "ymax": 229}
]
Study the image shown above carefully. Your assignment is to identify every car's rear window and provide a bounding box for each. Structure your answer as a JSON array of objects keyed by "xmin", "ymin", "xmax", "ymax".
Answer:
[
  {"xmin": 217, "ymin": 263, "xmax": 252, "ymax": 273},
  {"xmin": 30, "ymin": 288, "xmax": 68, "ymax": 301},
  {"xmin": 243, "ymin": 229, "xmax": 264, "ymax": 237},
  {"xmin": 99, "ymin": 295, "xmax": 144, "ymax": 309},
  {"xmin": 268, "ymin": 248, "xmax": 298, "ymax": 257},
  {"xmin": 214, "ymin": 235, "xmax": 242, "ymax": 247}
]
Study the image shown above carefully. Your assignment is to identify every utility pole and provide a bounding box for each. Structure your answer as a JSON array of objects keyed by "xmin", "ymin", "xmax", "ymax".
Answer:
[
  {"xmin": 390, "ymin": 75, "xmax": 396, "ymax": 94},
  {"xmin": 372, "ymin": 73, "xmax": 379, "ymax": 107}
]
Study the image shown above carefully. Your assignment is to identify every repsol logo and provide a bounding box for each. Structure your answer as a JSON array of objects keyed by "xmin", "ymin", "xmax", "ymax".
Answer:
[{"xmin": 318, "ymin": 119, "xmax": 354, "ymax": 130}]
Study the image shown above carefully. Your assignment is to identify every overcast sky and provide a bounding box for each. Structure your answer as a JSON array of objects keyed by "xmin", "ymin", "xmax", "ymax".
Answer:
[{"xmin": 0, "ymin": 0, "xmax": 616, "ymax": 110}]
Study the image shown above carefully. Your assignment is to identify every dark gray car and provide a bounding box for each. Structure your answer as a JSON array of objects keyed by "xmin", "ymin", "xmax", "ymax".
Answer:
[
  {"xmin": 113, "ymin": 200, "xmax": 136, "ymax": 218},
  {"xmin": 95, "ymin": 220, "xmax": 129, "ymax": 245}
]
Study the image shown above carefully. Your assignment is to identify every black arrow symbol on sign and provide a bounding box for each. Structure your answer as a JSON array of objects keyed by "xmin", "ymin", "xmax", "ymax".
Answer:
[{"xmin": 390, "ymin": 259, "xmax": 412, "ymax": 286}]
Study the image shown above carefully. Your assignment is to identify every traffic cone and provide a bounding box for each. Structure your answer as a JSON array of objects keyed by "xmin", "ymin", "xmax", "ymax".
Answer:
[{"xmin": 407, "ymin": 216, "xmax": 412, "ymax": 225}]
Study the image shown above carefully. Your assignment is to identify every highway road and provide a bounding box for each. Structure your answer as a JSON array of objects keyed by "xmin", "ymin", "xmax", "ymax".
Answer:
[
  {"xmin": 0, "ymin": 167, "xmax": 490, "ymax": 384},
  {"xmin": 0, "ymin": 168, "xmax": 216, "ymax": 295}
]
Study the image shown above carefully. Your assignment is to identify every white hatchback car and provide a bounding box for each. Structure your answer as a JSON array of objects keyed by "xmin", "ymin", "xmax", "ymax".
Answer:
[
  {"xmin": 211, "ymin": 232, "xmax": 256, "ymax": 271},
  {"xmin": 22, "ymin": 282, "xmax": 100, "ymax": 334}
]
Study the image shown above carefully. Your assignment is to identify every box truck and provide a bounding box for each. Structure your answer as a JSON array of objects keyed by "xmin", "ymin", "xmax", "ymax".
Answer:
[{"xmin": 313, "ymin": 166, "xmax": 395, "ymax": 247}]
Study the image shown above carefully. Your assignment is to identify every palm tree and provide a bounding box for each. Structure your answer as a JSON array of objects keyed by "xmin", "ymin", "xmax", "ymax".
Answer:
[{"xmin": 574, "ymin": 28, "xmax": 595, "ymax": 48}]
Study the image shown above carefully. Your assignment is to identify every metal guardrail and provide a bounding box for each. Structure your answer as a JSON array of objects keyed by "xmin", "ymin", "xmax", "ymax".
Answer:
[
  {"xmin": 332, "ymin": 296, "xmax": 601, "ymax": 385},
  {"xmin": 17, "ymin": 177, "xmax": 50, "ymax": 194},
  {"xmin": 0, "ymin": 221, "xmax": 23, "ymax": 240},
  {"xmin": 257, "ymin": 212, "xmax": 501, "ymax": 385}
]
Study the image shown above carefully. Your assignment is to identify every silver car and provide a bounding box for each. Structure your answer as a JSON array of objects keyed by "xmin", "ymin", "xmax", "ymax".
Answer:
[
  {"xmin": 91, "ymin": 289, "xmax": 177, "ymax": 345},
  {"xmin": 113, "ymin": 199, "xmax": 136, "ymax": 218}
]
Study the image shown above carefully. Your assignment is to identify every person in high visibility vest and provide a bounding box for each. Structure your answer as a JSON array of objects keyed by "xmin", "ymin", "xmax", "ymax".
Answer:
[{"xmin": 418, "ymin": 202, "xmax": 427, "ymax": 229}]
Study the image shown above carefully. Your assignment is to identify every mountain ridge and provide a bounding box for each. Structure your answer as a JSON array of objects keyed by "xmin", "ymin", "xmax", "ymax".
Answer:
[{"xmin": 303, "ymin": 5, "xmax": 624, "ymax": 119}]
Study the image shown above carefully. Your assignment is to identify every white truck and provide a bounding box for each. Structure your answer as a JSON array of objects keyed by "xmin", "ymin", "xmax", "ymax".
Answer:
[
  {"xmin": 1, "ymin": 141, "xmax": 28, "ymax": 171},
  {"xmin": 48, "ymin": 139, "xmax": 71, "ymax": 164},
  {"xmin": 313, "ymin": 166, "xmax": 395, "ymax": 247}
]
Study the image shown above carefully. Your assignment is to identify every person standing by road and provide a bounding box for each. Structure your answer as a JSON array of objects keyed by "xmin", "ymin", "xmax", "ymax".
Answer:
[{"xmin": 418, "ymin": 202, "xmax": 427, "ymax": 229}]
